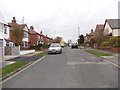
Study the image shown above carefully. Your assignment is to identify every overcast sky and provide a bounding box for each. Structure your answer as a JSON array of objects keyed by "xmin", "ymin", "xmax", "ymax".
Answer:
[{"xmin": 0, "ymin": 0, "xmax": 119, "ymax": 42}]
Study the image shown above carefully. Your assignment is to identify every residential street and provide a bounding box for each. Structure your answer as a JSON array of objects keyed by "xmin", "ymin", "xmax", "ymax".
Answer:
[{"xmin": 2, "ymin": 47, "xmax": 118, "ymax": 88}]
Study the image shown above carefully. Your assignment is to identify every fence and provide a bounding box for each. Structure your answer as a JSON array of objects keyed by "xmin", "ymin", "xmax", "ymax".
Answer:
[{"xmin": 5, "ymin": 46, "xmax": 20, "ymax": 55}]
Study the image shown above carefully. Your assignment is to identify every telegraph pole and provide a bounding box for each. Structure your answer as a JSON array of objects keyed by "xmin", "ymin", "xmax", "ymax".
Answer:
[{"xmin": 78, "ymin": 27, "xmax": 80, "ymax": 36}]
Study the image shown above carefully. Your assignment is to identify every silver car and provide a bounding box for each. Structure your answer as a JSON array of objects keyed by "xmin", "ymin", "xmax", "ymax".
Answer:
[{"xmin": 48, "ymin": 43, "xmax": 62, "ymax": 54}]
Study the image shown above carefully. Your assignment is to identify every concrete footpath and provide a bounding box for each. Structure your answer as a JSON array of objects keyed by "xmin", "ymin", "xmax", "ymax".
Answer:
[
  {"xmin": 89, "ymin": 48, "xmax": 119, "ymax": 68},
  {"xmin": 0, "ymin": 51, "xmax": 43, "ymax": 68}
]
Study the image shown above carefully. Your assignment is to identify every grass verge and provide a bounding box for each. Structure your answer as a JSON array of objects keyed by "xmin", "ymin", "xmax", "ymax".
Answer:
[
  {"xmin": 35, "ymin": 51, "xmax": 48, "ymax": 56},
  {"xmin": 0, "ymin": 62, "xmax": 29, "ymax": 78},
  {"xmin": 85, "ymin": 49, "xmax": 112, "ymax": 56}
]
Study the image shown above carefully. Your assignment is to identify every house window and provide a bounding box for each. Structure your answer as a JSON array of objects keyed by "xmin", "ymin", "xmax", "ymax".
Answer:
[
  {"xmin": 9, "ymin": 42, "xmax": 13, "ymax": 47},
  {"xmin": 0, "ymin": 39, "xmax": 3, "ymax": 47},
  {"xmin": 24, "ymin": 31, "xmax": 28, "ymax": 38},
  {"xmin": 25, "ymin": 42, "xmax": 28, "ymax": 47},
  {"xmin": 4, "ymin": 24, "xmax": 7, "ymax": 34},
  {"xmin": 22, "ymin": 41, "xmax": 28, "ymax": 48},
  {"xmin": 6, "ymin": 41, "xmax": 9, "ymax": 46},
  {"xmin": 38, "ymin": 41, "xmax": 40, "ymax": 45},
  {"xmin": 38, "ymin": 36, "xmax": 40, "ymax": 39}
]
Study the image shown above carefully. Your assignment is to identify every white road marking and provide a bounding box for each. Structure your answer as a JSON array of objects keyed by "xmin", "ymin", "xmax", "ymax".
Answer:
[
  {"xmin": 67, "ymin": 61, "xmax": 108, "ymax": 65},
  {"xmin": 102, "ymin": 59, "xmax": 120, "ymax": 68},
  {"xmin": 1, "ymin": 56, "xmax": 45, "ymax": 84}
]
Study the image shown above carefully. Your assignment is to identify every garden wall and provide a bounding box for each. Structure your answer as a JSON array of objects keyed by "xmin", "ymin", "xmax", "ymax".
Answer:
[{"xmin": 97, "ymin": 46, "xmax": 120, "ymax": 53}]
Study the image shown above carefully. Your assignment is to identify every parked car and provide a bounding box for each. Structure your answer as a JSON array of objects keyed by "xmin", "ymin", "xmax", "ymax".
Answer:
[
  {"xmin": 60, "ymin": 44, "xmax": 65, "ymax": 47},
  {"xmin": 48, "ymin": 43, "xmax": 62, "ymax": 54},
  {"xmin": 71, "ymin": 43, "xmax": 78, "ymax": 49}
]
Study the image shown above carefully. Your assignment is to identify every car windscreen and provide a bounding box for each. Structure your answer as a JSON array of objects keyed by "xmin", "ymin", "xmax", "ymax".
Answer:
[{"xmin": 50, "ymin": 44, "xmax": 61, "ymax": 47}]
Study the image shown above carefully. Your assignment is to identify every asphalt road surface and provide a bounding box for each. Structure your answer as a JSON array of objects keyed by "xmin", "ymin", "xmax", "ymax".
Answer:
[{"xmin": 2, "ymin": 47, "xmax": 118, "ymax": 88}]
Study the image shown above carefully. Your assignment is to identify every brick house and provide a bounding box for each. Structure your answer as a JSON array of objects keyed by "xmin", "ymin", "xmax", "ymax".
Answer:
[
  {"xmin": 8, "ymin": 17, "xmax": 29, "ymax": 49},
  {"xmin": 28, "ymin": 26, "xmax": 41, "ymax": 47},
  {"xmin": 39, "ymin": 31, "xmax": 53, "ymax": 45},
  {"xmin": 84, "ymin": 29, "xmax": 95, "ymax": 43},
  {"xmin": 28, "ymin": 26, "xmax": 53, "ymax": 48}
]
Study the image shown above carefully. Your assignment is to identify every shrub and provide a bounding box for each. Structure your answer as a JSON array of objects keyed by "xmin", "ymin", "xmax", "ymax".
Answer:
[
  {"xmin": 30, "ymin": 45, "xmax": 40, "ymax": 50},
  {"xmin": 42, "ymin": 44, "xmax": 50, "ymax": 48},
  {"xmin": 101, "ymin": 41, "xmax": 109, "ymax": 46},
  {"xmin": 30, "ymin": 44, "xmax": 50, "ymax": 50},
  {"xmin": 109, "ymin": 37, "xmax": 120, "ymax": 47}
]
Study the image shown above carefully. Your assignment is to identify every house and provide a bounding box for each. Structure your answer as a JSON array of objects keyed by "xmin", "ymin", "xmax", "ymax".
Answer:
[
  {"xmin": 29, "ymin": 26, "xmax": 53, "ymax": 48},
  {"xmin": 0, "ymin": 12, "xmax": 13, "ymax": 47},
  {"xmin": 103, "ymin": 19, "xmax": 120, "ymax": 36},
  {"xmin": 40, "ymin": 31, "xmax": 53, "ymax": 45},
  {"xmin": 0, "ymin": 12, "xmax": 14, "ymax": 60},
  {"xmin": 39, "ymin": 31, "xmax": 45, "ymax": 44},
  {"xmin": 8, "ymin": 17, "xmax": 29, "ymax": 49},
  {"xmin": 84, "ymin": 29, "xmax": 95, "ymax": 43},
  {"xmin": 28, "ymin": 26, "xmax": 41, "ymax": 47}
]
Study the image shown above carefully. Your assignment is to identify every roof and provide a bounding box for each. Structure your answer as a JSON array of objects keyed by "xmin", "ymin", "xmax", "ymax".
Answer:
[
  {"xmin": 4, "ymin": 38, "xmax": 13, "ymax": 42},
  {"xmin": 105, "ymin": 19, "xmax": 120, "ymax": 29},
  {"xmin": 29, "ymin": 28, "xmax": 39, "ymax": 35},
  {"xmin": 95, "ymin": 25, "xmax": 104, "ymax": 30}
]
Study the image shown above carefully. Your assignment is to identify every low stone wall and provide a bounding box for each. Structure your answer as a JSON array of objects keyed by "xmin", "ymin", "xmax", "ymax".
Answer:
[
  {"xmin": 20, "ymin": 50, "xmax": 35, "ymax": 55},
  {"xmin": 97, "ymin": 46, "xmax": 120, "ymax": 53}
]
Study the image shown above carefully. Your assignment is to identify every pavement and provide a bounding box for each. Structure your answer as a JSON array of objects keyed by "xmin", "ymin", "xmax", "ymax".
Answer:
[
  {"xmin": 87, "ymin": 48, "xmax": 119, "ymax": 67},
  {"xmin": 2, "ymin": 47, "xmax": 118, "ymax": 88},
  {"xmin": 0, "ymin": 51, "xmax": 43, "ymax": 68}
]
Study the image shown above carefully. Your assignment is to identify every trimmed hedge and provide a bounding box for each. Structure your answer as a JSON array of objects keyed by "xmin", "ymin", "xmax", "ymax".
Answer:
[
  {"xmin": 101, "ymin": 41, "xmax": 109, "ymax": 46},
  {"xmin": 30, "ymin": 44, "xmax": 50, "ymax": 50}
]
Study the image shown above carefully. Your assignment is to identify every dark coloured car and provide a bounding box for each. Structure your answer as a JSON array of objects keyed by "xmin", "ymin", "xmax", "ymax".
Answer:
[{"xmin": 71, "ymin": 43, "xmax": 78, "ymax": 49}]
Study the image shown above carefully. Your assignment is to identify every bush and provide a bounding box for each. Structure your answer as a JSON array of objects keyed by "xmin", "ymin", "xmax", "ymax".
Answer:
[
  {"xmin": 30, "ymin": 45, "xmax": 40, "ymax": 50},
  {"xmin": 42, "ymin": 44, "xmax": 50, "ymax": 48},
  {"xmin": 101, "ymin": 41, "xmax": 109, "ymax": 46},
  {"xmin": 109, "ymin": 37, "xmax": 120, "ymax": 47},
  {"xmin": 30, "ymin": 44, "xmax": 50, "ymax": 50}
]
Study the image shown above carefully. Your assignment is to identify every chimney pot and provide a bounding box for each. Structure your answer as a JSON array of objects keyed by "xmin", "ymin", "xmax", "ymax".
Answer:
[
  {"xmin": 12, "ymin": 17, "xmax": 16, "ymax": 23},
  {"xmin": 30, "ymin": 26, "xmax": 34, "ymax": 30},
  {"xmin": 40, "ymin": 31, "xmax": 42, "ymax": 34}
]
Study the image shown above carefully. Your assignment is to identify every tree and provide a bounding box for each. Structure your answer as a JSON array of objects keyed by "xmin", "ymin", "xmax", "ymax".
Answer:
[
  {"xmin": 78, "ymin": 35, "xmax": 84, "ymax": 45},
  {"xmin": 10, "ymin": 25, "xmax": 24, "ymax": 46},
  {"xmin": 53, "ymin": 36, "xmax": 62, "ymax": 43},
  {"xmin": 94, "ymin": 29, "xmax": 109, "ymax": 46}
]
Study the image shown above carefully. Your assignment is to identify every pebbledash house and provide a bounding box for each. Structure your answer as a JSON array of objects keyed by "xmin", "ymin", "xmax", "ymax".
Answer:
[{"xmin": 0, "ymin": 12, "xmax": 14, "ymax": 60}]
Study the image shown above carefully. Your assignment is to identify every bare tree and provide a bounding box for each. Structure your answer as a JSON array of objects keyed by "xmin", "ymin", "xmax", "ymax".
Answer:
[
  {"xmin": 53, "ymin": 36, "xmax": 62, "ymax": 43},
  {"xmin": 10, "ymin": 25, "xmax": 24, "ymax": 46},
  {"xmin": 94, "ymin": 29, "xmax": 109, "ymax": 47}
]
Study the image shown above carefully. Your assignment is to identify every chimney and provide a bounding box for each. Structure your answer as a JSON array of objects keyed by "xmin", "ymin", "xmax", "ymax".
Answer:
[
  {"xmin": 40, "ymin": 31, "xmax": 42, "ymax": 34},
  {"xmin": 30, "ymin": 26, "xmax": 34, "ymax": 30},
  {"xmin": 91, "ymin": 29, "xmax": 93, "ymax": 33},
  {"xmin": 12, "ymin": 17, "xmax": 16, "ymax": 23}
]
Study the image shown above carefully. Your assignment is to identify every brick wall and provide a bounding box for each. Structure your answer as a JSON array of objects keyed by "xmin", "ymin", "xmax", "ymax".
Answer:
[{"xmin": 97, "ymin": 46, "xmax": 120, "ymax": 53}]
